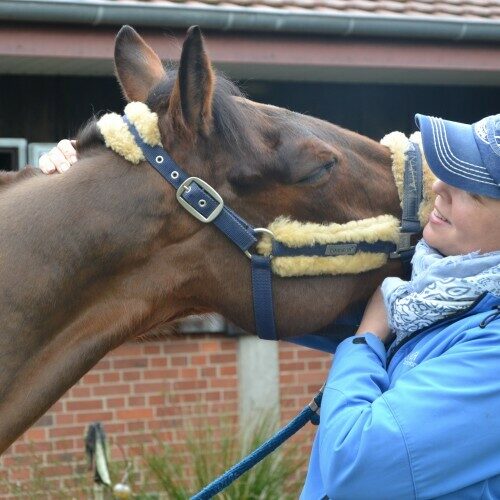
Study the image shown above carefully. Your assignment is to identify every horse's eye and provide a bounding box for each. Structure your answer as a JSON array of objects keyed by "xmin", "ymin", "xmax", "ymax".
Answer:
[{"xmin": 297, "ymin": 159, "xmax": 336, "ymax": 185}]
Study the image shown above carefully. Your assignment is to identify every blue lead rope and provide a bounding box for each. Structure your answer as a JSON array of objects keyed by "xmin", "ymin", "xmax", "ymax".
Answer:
[{"xmin": 190, "ymin": 387, "xmax": 323, "ymax": 500}]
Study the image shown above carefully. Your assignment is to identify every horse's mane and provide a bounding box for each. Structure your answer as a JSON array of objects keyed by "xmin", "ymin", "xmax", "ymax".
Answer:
[
  {"xmin": 0, "ymin": 166, "xmax": 40, "ymax": 191},
  {"xmin": 76, "ymin": 69, "xmax": 254, "ymax": 159}
]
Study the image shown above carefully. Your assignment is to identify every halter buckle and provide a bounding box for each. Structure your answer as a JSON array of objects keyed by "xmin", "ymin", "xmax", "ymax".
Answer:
[
  {"xmin": 389, "ymin": 231, "xmax": 414, "ymax": 259},
  {"xmin": 245, "ymin": 228, "xmax": 275, "ymax": 259},
  {"xmin": 176, "ymin": 177, "xmax": 224, "ymax": 223}
]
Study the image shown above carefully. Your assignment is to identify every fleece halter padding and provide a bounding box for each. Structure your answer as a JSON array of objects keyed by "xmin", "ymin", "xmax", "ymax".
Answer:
[
  {"xmin": 256, "ymin": 215, "xmax": 401, "ymax": 277},
  {"xmin": 97, "ymin": 102, "xmax": 161, "ymax": 163},
  {"xmin": 97, "ymin": 103, "xmax": 435, "ymax": 277},
  {"xmin": 255, "ymin": 133, "xmax": 435, "ymax": 277},
  {"xmin": 381, "ymin": 131, "xmax": 436, "ymax": 227}
]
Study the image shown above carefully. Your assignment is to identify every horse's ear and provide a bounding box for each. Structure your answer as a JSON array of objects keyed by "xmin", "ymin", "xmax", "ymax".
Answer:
[
  {"xmin": 169, "ymin": 26, "xmax": 214, "ymax": 136},
  {"xmin": 114, "ymin": 25, "xmax": 165, "ymax": 102}
]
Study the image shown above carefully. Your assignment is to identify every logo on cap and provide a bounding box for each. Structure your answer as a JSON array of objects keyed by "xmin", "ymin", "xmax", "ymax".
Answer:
[{"xmin": 474, "ymin": 118, "xmax": 489, "ymax": 145}]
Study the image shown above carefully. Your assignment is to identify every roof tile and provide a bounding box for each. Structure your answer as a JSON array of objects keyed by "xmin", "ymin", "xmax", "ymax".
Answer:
[{"xmin": 110, "ymin": 0, "xmax": 500, "ymax": 20}]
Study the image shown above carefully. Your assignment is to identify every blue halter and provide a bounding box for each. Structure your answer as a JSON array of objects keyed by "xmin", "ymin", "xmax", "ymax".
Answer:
[{"xmin": 123, "ymin": 116, "xmax": 421, "ymax": 341}]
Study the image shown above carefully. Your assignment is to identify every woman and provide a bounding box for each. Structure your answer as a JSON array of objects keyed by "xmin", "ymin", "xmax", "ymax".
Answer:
[{"xmin": 302, "ymin": 114, "xmax": 500, "ymax": 499}]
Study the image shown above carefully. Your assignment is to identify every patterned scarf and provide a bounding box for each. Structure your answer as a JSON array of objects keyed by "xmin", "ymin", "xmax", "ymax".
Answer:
[{"xmin": 381, "ymin": 240, "xmax": 500, "ymax": 343}]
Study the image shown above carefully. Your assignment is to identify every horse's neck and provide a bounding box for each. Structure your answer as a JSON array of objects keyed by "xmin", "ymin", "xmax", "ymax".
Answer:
[{"xmin": 0, "ymin": 160, "xmax": 169, "ymax": 454}]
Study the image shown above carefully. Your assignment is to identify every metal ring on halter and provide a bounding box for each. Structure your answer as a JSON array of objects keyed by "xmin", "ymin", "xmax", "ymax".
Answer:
[{"xmin": 244, "ymin": 228, "xmax": 275, "ymax": 259}]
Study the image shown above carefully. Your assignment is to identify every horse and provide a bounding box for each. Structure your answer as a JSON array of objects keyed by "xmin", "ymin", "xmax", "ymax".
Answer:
[{"xmin": 0, "ymin": 25, "xmax": 405, "ymax": 455}]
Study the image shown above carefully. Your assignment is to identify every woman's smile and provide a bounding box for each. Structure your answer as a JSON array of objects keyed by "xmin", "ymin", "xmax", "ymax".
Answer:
[{"xmin": 429, "ymin": 206, "xmax": 450, "ymax": 225}]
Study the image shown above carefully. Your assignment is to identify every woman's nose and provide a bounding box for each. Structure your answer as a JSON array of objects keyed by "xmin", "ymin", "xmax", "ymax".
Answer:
[{"xmin": 432, "ymin": 179, "xmax": 452, "ymax": 202}]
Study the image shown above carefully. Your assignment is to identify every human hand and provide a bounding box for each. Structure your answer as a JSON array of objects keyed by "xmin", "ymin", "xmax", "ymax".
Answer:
[
  {"xmin": 355, "ymin": 286, "xmax": 393, "ymax": 343},
  {"xmin": 39, "ymin": 140, "xmax": 77, "ymax": 174}
]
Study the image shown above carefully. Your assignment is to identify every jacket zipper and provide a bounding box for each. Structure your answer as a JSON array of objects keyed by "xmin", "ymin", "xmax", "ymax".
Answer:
[{"xmin": 386, "ymin": 292, "xmax": 490, "ymax": 367}]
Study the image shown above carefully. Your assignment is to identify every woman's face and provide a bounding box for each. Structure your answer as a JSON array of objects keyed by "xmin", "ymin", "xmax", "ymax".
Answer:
[{"xmin": 423, "ymin": 180, "xmax": 500, "ymax": 256}]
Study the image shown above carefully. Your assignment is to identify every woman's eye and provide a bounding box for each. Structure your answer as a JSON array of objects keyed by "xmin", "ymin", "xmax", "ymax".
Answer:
[{"xmin": 297, "ymin": 160, "xmax": 336, "ymax": 185}]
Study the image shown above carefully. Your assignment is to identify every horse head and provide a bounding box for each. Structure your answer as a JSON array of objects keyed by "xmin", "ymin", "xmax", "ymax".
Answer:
[{"xmin": 94, "ymin": 25, "xmax": 403, "ymax": 333}]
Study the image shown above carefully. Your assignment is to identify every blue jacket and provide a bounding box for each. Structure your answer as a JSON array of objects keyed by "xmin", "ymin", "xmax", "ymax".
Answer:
[{"xmin": 301, "ymin": 292, "xmax": 500, "ymax": 499}]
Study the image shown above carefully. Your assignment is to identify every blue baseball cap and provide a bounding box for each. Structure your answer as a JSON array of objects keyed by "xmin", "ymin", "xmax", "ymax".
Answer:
[{"xmin": 415, "ymin": 113, "xmax": 500, "ymax": 199}]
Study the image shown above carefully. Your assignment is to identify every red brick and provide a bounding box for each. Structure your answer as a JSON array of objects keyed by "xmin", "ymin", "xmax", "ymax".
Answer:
[
  {"xmin": 174, "ymin": 380, "xmax": 208, "ymax": 391},
  {"xmin": 209, "ymin": 353, "xmax": 234, "ymax": 364},
  {"xmin": 93, "ymin": 359, "xmax": 111, "ymax": 370},
  {"xmin": 280, "ymin": 361, "xmax": 306, "ymax": 371},
  {"xmin": 144, "ymin": 368, "xmax": 178, "ymax": 379},
  {"xmin": 76, "ymin": 411, "xmax": 113, "ymax": 424},
  {"xmin": 127, "ymin": 421, "xmax": 146, "ymax": 432},
  {"xmin": 71, "ymin": 387, "xmax": 91, "ymax": 398},
  {"xmin": 164, "ymin": 342, "xmax": 200, "ymax": 353},
  {"xmin": 205, "ymin": 391, "xmax": 221, "ymax": 401},
  {"xmin": 148, "ymin": 395, "xmax": 166, "ymax": 405},
  {"xmin": 220, "ymin": 340, "xmax": 237, "ymax": 351},
  {"xmin": 56, "ymin": 414, "xmax": 75, "ymax": 425},
  {"xmin": 209, "ymin": 378, "xmax": 235, "ymax": 389},
  {"xmin": 123, "ymin": 370, "xmax": 142, "ymax": 381},
  {"xmin": 199, "ymin": 341, "xmax": 219, "ymax": 352},
  {"xmin": 106, "ymin": 397, "xmax": 126, "ymax": 409},
  {"xmin": 201, "ymin": 367, "xmax": 216, "ymax": 377},
  {"xmin": 148, "ymin": 421, "xmax": 173, "ymax": 435},
  {"xmin": 114, "ymin": 358, "xmax": 148, "ymax": 369},
  {"xmin": 42, "ymin": 465, "xmax": 73, "ymax": 477},
  {"xmin": 128, "ymin": 396, "xmax": 145, "ymax": 406},
  {"xmin": 93, "ymin": 384, "xmax": 130, "ymax": 396},
  {"xmin": 281, "ymin": 398, "xmax": 297, "ymax": 408},
  {"xmin": 151, "ymin": 358, "xmax": 168, "ymax": 367},
  {"xmin": 307, "ymin": 361, "xmax": 322, "ymax": 370},
  {"xmin": 191, "ymin": 354, "xmax": 208, "ymax": 365},
  {"xmin": 180, "ymin": 368, "xmax": 198, "ymax": 378},
  {"xmin": 145, "ymin": 345, "xmax": 160, "ymax": 355},
  {"xmin": 279, "ymin": 350, "xmax": 295, "ymax": 360},
  {"xmin": 280, "ymin": 373, "xmax": 296, "ymax": 384},
  {"xmin": 14, "ymin": 441, "xmax": 52, "ymax": 454},
  {"xmin": 179, "ymin": 392, "xmax": 199, "ymax": 403},
  {"xmin": 222, "ymin": 390, "xmax": 238, "ymax": 401},
  {"xmin": 103, "ymin": 372, "xmax": 120, "ymax": 383},
  {"xmin": 23, "ymin": 427, "xmax": 47, "ymax": 441},
  {"xmin": 219, "ymin": 366, "xmax": 236, "ymax": 376},
  {"xmin": 104, "ymin": 423, "xmax": 126, "ymax": 433},
  {"xmin": 297, "ymin": 349, "xmax": 327, "ymax": 359},
  {"xmin": 116, "ymin": 409, "xmax": 153, "ymax": 420},
  {"xmin": 116, "ymin": 343, "xmax": 146, "ymax": 356},
  {"xmin": 67, "ymin": 400, "xmax": 103, "ymax": 411},
  {"xmin": 281, "ymin": 385, "xmax": 306, "ymax": 396},
  {"xmin": 81, "ymin": 373, "xmax": 100, "ymax": 384},
  {"xmin": 10, "ymin": 467, "xmax": 31, "ymax": 481},
  {"xmin": 49, "ymin": 425, "xmax": 85, "ymax": 438},
  {"xmin": 55, "ymin": 439, "xmax": 76, "ymax": 451},
  {"xmin": 156, "ymin": 406, "xmax": 177, "ymax": 417},
  {"xmin": 134, "ymin": 382, "xmax": 167, "ymax": 393},
  {"xmin": 171, "ymin": 355, "xmax": 188, "ymax": 366}
]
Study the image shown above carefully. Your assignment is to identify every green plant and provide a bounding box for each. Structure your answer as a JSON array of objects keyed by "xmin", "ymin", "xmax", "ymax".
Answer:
[{"xmin": 139, "ymin": 414, "xmax": 306, "ymax": 499}]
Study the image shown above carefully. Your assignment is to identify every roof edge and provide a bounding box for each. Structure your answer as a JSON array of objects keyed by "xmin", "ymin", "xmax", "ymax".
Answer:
[{"xmin": 2, "ymin": 0, "xmax": 500, "ymax": 41}]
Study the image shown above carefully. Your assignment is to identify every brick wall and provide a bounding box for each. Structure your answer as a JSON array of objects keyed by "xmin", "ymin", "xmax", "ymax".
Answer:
[{"xmin": 0, "ymin": 333, "xmax": 331, "ymax": 498}]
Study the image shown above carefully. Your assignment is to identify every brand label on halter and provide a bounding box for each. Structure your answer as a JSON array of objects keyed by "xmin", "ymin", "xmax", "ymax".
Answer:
[{"xmin": 325, "ymin": 243, "xmax": 358, "ymax": 256}]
